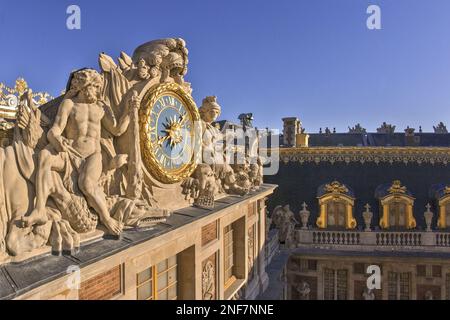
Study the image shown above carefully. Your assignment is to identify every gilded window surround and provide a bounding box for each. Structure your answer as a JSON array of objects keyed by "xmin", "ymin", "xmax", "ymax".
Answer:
[
  {"xmin": 379, "ymin": 194, "xmax": 416, "ymax": 229},
  {"xmin": 273, "ymin": 147, "xmax": 450, "ymax": 165},
  {"xmin": 437, "ymin": 192, "xmax": 450, "ymax": 229},
  {"xmin": 316, "ymin": 193, "xmax": 357, "ymax": 230}
]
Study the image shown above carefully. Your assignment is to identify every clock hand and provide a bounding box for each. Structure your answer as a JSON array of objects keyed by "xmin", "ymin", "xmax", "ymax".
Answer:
[
  {"xmin": 179, "ymin": 113, "xmax": 188, "ymax": 126},
  {"xmin": 157, "ymin": 135, "xmax": 169, "ymax": 146}
]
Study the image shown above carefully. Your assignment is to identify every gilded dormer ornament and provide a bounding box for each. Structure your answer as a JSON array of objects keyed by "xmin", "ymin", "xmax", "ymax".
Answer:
[
  {"xmin": 388, "ymin": 180, "xmax": 407, "ymax": 194},
  {"xmin": 324, "ymin": 181, "xmax": 349, "ymax": 194},
  {"xmin": 0, "ymin": 78, "xmax": 53, "ymax": 120}
]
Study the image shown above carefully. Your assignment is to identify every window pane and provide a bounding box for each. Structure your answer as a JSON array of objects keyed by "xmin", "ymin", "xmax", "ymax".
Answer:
[
  {"xmin": 168, "ymin": 267, "xmax": 177, "ymax": 285},
  {"xmin": 336, "ymin": 270, "xmax": 347, "ymax": 300},
  {"xmin": 168, "ymin": 255, "xmax": 177, "ymax": 268},
  {"xmin": 388, "ymin": 272, "xmax": 398, "ymax": 300},
  {"xmin": 137, "ymin": 268, "xmax": 152, "ymax": 285},
  {"xmin": 323, "ymin": 268, "xmax": 335, "ymax": 300},
  {"xmin": 400, "ymin": 273, "xmax": 410, "ymax": 300},
  {"xmin": 158, "ymin": 289, "xmax": 168, "ymax": 300},
  {"xmin": 157, "ymin": 260, "xmax": 167, "ymax": 273},
  {"xmin": 158, "ymin": 273, "xmax": 168, "ymax": 290},
  {"xmin": 433, "ymin": 265, "xmax": 442, "ymax": 278},
  {"xmin": 137, "ymin": 283, "xmax": 152, "ymax": 300},
  {"xmin": 168, "ymin": 284, "xmax": 177, "ymax": 300}
]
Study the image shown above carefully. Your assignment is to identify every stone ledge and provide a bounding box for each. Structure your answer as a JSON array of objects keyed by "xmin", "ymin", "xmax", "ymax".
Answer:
[{"xmin": 0, "ymin": 184, "xmax": 277, "ymax": 300}]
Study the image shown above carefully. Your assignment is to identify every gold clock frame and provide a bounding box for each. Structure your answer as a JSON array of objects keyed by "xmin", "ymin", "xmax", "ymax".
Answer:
[{"xmin": 139, "ymin": 82, "xmax": 200, "ymax": 184}]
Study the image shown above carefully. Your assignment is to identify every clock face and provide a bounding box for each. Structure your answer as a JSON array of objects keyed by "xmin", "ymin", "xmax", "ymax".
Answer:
[{"xmin": 140, "ymin": 83, "xmax": 200, "ymax": 184}]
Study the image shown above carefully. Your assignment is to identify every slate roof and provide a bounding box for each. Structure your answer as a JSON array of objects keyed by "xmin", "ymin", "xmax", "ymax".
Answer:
[
  {"xmin": 308, "ymin": 133, "xmax": 367, "ymax": 147},
  {"xmin": 265, "ymin": 161, "xmax": 450, "ymax": 230}
]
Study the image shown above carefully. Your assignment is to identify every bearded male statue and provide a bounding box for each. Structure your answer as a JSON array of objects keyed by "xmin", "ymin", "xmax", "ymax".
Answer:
[{"xmin": 21, "ymin": 69, "xmax": 139, "ymax": 236}]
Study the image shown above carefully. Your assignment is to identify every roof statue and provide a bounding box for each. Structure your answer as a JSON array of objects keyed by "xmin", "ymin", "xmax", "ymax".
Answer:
[
  {"xmin": 348, "ymin": 123, "xmax": 366, "ymax": 134},
  {"xmin": 434, "ymin": 122, "xmax": 448, "ymax": 134},
  {"xmin": 238, "ymin": 113, "xmax": 254, "ymax": 130},
  {"xmin": 377, "ymin": 122, "xmax": 396, "ymax": 134},
  {"xmin": 0, "ymin": 38, "xmax": 262, "ymax": 264}
]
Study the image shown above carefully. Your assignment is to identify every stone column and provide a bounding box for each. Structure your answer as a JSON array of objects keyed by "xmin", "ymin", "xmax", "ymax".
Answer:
[{"xmin": 258, "ymin": 198, "xmax": 269, "ymax": 294}]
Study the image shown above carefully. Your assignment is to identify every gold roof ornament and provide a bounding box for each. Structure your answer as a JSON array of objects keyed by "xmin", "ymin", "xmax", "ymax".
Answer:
[
  {"xmin": 324, "ymin": 181, "xmax": 349, "ymax": 194},
  {"xmin": 388, "ymin": 180, "xmax": 407, "ymax": 194},
  {"xmin": 0, "ymin": 78, "xmax": 53, "ymax": 120},
  {"xmin": 444, "ymin": 186, "xmax": 450, "ymax": 195}
]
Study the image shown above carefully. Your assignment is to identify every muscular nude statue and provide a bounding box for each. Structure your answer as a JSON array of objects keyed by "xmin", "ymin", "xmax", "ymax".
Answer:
[{"xmin": 22, "ymin": 69, "xmax": 139, "ymax": 235}]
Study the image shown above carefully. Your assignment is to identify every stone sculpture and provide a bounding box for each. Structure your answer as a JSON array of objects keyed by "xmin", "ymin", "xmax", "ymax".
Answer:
[
  {"xmin": 272, "ymin": 205, "xmax": 298, "ymax": 248},
  {"xmin": 182, "ymin": 95, "xmax": 260, "ymax": 208},
  {"xmin": 296, "ymin": 281, "xmax": 311, "ymax": 300},
  {"xmin": 299, "ymin": 202, "xmax": 310, "ymax": 230},
  {"xmin": 362, "ymin": 288, "xmax": 375, "ymax": 300},
  {"xmin": 0, "ymin": 38, "xmax": 261, "ymax": 263},
  {"xmin": 202, "ymin": 260, "xmax": 215, "ymax": 300},
  {"xmin": 377, "ymin": 122, "xmax": 396, "ymax": 134},
  {"xmin": 238, "ymin": 113, "xmax": 253, "ymax": 130},
  {"xmin": 433, "ymin": 122, "xmax": 448, "ymax": 134}
]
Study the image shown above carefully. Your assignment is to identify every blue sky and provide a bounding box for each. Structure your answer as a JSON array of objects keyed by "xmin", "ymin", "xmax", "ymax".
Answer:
[{"xmin": 1, "ymin": 0, "xmax": 450, "ymax": 132}]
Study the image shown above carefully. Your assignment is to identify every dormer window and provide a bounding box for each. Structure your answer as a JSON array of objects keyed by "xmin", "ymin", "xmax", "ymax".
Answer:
[
  {"xmin": 431, "ymin": 185, "xmax": 450, "ymax": 229},
  {"xmin": 316, "ymin": 181, "xmax": 357, "ymax": 230},
  {"xmin": 376, "ymin": 180, "xmax": 416, "ymax": 230}
]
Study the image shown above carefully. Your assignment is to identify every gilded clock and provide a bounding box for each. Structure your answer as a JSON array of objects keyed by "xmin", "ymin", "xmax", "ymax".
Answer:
[{"xmin": 140, "ymin": 83, "xmax": 200, "ymax": 184}]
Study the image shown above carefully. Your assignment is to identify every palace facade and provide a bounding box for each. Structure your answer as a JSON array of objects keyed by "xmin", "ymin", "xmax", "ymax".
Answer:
[{"xmin": 264, "ymin": 118, "xmax": 450, "ymax": 300}]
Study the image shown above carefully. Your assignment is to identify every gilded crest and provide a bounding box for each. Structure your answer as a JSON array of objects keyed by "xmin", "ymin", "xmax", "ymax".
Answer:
[
  {"xmin": 324, "ymin": 181, "xmax": 348, "ymax": 194},
  {"xmin": 388, "ymin": 180, "xmax": 407, "ymax": 194}
]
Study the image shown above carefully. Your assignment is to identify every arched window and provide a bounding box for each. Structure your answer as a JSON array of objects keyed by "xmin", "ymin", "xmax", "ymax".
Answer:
[
  {"xmin": 377, "ymin": 181, "xmax": 416, "ymax": 230},
  {"xmin": 316, "ymin": 181, "xmax": 357, "ymax": 230},
  {"xmin": 326, "ymin": 200, "xmax": 346, "ymax": 228},
  {"xmin": 446, "ymin": 204, "xmax": 450, "ymax": 227},
  {"xmin": 388, "ymin": 201, "xmax": 407, "ymax": 228}
]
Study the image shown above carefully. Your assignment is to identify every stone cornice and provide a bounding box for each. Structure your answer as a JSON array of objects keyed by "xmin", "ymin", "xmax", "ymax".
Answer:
[{"xmin": 275, "ymin": 147, "xmax": 450, "ymax": 165}]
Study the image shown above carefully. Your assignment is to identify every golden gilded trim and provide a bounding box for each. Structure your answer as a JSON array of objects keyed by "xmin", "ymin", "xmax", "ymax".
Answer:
[
  {"xmin": 437, "ymin": 192, "xmax": 450, "ymax": 229},
  {"xmin": 388, "ymin": 180, "xmax": 407, "ymax": 194},
  {"xmin": 379, "ymin": 195, "xmax": 416, "ymax": 230},
  {"xmin": 139, "ymin": 82, "xmax": 200, "ymax": 184},
  {"xmin": 324, "ymin": 181, "xmax": 349, "ymax": 194},
  {"xmin": 0, "ymin": 78, "xmax": 53, "ymax": 119},
  {"xmin": 317, "ymin": 181, "xmax": 356, "ymax": 230},
  {"xmin": 277, "ymin": 147, "xmax": 450, "ymax": 165}
]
